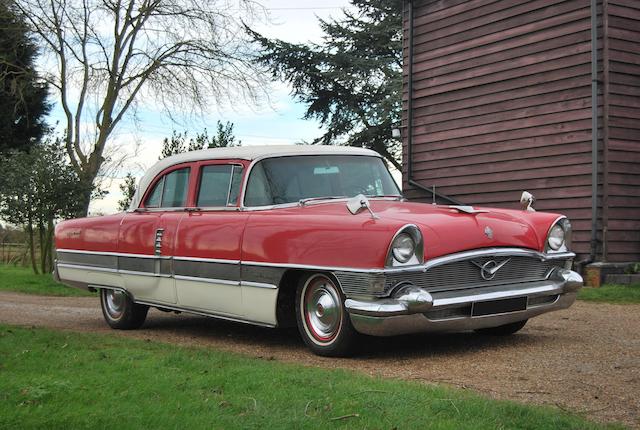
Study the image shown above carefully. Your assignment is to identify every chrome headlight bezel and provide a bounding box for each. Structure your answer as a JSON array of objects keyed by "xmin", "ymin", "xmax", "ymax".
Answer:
[
  {"xmin": 545, "ymin": 217, "xmax": 572, "ymax": 253},
  {"xmin": 386, "ymin": 225, "xmax": 424, "ymax": 267}
]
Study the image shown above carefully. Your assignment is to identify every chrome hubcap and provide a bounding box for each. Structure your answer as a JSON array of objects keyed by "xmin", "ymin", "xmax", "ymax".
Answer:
[
  {"xmin": 105, "ymin": 290, "xmax": 126, "ymax": 319},
  {"xmin": 305, "ymin": 278, "xmax": 342, "ymax": 342}
]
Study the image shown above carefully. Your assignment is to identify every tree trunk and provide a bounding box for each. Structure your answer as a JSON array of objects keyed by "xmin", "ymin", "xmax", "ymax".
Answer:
[
  {"xmin": 77, "ymin": 182, "xmax": 93, "ymax": 217},
  {"xmin": 38, "ymin": 219, "xmax": 46, "ymax": 274},
  {"xmin": 26, "ymin": 221, "xmax": 39, "ymax": 275},
  {"xmin": 75, "ymin": 146, "xmax": 106, "ymax": 217},
  {"xmin": 44, "ymin": 219, "xmax": 55, "ymax": 273}
]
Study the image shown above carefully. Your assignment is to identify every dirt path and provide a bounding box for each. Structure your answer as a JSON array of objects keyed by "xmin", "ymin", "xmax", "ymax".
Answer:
[{"xmin": 1, "ymin": 291, "xmax": 638, "ymax": 428}]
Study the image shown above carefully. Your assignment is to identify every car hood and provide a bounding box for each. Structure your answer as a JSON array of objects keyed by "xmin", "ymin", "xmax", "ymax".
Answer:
[{"xmin": 361, "ymin": 200, "xmax": 561, "ymax": 259}]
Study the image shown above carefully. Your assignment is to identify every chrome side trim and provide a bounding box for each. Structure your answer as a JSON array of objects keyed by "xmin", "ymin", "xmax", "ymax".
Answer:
[
  {"xmin": 241, "ymin": 281, "xmax": 278, "ymax": 290},
  {"xmin": 57, "ymin": 249, "xmax": 171, "ymax": 259},
  {"xmin": 173, "ymin": 256, "xmax": 240, "ymax": 265},
  {"xmin": 119, "ymin": 269, "xmax": 172, "ymax": 278},
  {"xmin": 133, "ymin": 300, "xmax": 276, "ymax": 328},
  {"xmin": 174, "ymin": 274, "xmax": 240, "ymax": 286},
  {"xmin": 58, "ymin": 247, "xmax": 575, "ymax": 276},
  {"xmin": 57, "ymin": 263, "xmax": 119, "ymax": 273}
]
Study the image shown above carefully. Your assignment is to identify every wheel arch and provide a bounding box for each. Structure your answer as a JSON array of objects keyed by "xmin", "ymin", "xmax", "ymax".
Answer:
[{"xmin": 275, "ymin": 269, "xmax": 343, "ymax": 328}]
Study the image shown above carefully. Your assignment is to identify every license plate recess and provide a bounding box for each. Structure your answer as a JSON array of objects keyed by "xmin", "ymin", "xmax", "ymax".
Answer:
[{"xmin": 472, "ymin": 297, "xmax": 527, "ymax": 317}]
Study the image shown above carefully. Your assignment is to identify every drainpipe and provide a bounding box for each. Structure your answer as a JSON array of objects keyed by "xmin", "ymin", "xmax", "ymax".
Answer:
[
  {"xmin": 578, "ymin": 0, "xmax": 600, "ymax": 272},
  {"xmin": 405, "ymin": 0, "xmax": 461, "ymax": 205},
  {"xmin": 589, "ymin": 0, "xmax": 599, "ymax": 262}
]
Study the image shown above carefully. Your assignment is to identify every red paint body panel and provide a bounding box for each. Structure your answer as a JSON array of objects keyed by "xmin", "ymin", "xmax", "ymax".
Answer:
[
  {"xmin": 175, "ymin": 211, "xmax": 248, "ymax": 260},
  {"xmin": 55, "ymin": 213, "xmax": 123, "ymax": 253},
  {"xmin": 240, "ymin": 201, "xmax": 559, "ymax": 269},
  {"xmin": 118, "ymin": 212, "xmax": 161, "ymax": 255}
]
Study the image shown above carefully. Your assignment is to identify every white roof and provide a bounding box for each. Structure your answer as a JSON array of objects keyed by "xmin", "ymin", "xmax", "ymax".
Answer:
[{"xmin": 129, "ymin": 145, "xmax": 380, "ymax": 210}]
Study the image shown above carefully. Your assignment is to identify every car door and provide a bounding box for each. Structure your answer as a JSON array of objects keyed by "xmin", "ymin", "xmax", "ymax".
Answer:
[
  {"xmin": 118, "ymin": 165, "xmax": 191, "ymax": 304},
  {"xmin": 173, "ymin": 161, "xmax": 248, "ymax": 316}
]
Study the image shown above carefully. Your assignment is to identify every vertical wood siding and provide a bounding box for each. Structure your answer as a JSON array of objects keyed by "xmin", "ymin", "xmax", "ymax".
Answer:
[{"xmin": 403, "ymin": 0, "xmax": 640, "ymax": 262}]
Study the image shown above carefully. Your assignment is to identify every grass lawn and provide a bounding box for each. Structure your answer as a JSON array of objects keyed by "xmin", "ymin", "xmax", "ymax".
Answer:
[
  {"xmin": 578, "ymin": 283, "xmax": 640, "ymax": 304},
  {"xmin": 0, "ymin": 325, "xmax": 622, "ymax": 430},
  {"xmin": 0, "ymin": 264, "xmax": 94, "ymax": 297}
]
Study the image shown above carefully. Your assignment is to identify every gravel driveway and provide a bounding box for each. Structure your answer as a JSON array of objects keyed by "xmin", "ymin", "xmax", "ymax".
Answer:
[{"xmin": 0, "ymin": 291, "xmax": 638, "ymax": 428}]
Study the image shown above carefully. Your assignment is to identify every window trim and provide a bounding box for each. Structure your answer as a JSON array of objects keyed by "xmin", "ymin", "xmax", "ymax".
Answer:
[
  {"xmin": 241, "ymin": 154, "xmax": 400, "ymax": 209},
  {"xmin": 194, "ymin": 161, "xmax": 246, "ymax": 210},
  {"xmin": 140, "ymin": 163, "xmax": 192, "ymax": 210}
]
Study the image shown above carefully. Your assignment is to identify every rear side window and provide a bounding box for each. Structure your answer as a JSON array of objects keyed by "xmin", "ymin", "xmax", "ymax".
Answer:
[
  {"xmin": 144, "ymin": 168, "xmax": 190, "ymax": 208},
  {"xmin": 197, "ymin": 165, "xmax": 244, "ymax": 207}
]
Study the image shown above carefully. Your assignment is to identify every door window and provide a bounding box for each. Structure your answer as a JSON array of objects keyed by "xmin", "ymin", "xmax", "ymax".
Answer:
[
  {"xmin": 197, "ymin": 165, "xmax": 244, "ymax": 207},
  {"xmin": 144, "ymin": 167, "xmax": 190, "ymax": 208}
]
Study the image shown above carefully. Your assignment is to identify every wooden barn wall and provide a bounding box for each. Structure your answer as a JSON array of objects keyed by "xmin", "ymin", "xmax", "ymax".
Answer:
[
  {"xmin": 402, "ymin": 0, "xmax": 601, "ymax": 260},
  {"xmin": 602, "ymin": 0, "xmax": 640, "ymax": 262}
]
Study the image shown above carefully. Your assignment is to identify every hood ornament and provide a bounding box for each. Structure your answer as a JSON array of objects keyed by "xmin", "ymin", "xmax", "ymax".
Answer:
[
  {"xmin": 472, "ymin": 258, "xmax": 511, "ymax": 280},
  {"xmin": 346, "ymin": 194, "xmax": 379, "ymax": 220},
  {"xmin": 484, "ymin": 226, "xmax": 493, "ymax": 239},
  {"xmin": 520, "ymin": 191, "xmax": 536, "ymax": 212},
  {"xmin": 448, "ymin": 205, "xmax": 489, "ymax": 214}
]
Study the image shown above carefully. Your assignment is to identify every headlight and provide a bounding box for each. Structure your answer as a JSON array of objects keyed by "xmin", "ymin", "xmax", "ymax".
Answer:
[
  {"xmin": 547, "ymin": 225, "xmax": 565, "ymax": 250},
  {"xmin": 392, "ymin": 233, "xmax": 415, "ymax": 263},
  {"xmin": 386, "ymin": 225, "xmax": 424, "ymax": 267},
  {"xmin": 546, "ymin": 218, "xmax": 572, "ymax": 252}
]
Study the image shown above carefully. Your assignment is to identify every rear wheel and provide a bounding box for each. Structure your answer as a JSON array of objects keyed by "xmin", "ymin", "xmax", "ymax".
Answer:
[
  {"xmin": 100, "ymin": 289, "xmax": 148, "ymax": 330},
  {"xmin": 475, "ymin": 319, "xmax": 528, "ymax": 336},
  {"xmin": 295, "ymin": 273, "xmax": 358, "ymax": 357}
]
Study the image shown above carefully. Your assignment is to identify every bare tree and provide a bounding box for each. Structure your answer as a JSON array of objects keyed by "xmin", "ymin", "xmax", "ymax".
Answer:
[{"xmin": 14, "ymin": 0, "xmax": 266, "ymax": 216}]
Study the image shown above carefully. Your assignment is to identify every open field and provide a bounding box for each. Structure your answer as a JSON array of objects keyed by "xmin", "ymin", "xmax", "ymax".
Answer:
[
  {"xmin": 0, "ymin": 264, "xmax": 94, "ymax": 297},
  {"xmin": 0, "ymin": 291, "xmax": 637, "ymax": 428},
  {"xmin": 0, "ymin": 324, "xmax": 621, "ymax": 430},
  {"xmin": 578, "ymin": 284, "xmax": 640, "ymax": 304}
]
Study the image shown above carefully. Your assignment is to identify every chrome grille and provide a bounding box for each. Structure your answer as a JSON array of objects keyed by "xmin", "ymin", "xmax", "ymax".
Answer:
[
  {"xmin": 385, "ymin": 256, "xmax": 566, "ymax": 294},
  {"xmin": 334, "ymin": 272, "xmax": 386, "ymax": 296},
  {"xmin": 335, "ymin": 255, "xmax": 568, "ymax": 297}
]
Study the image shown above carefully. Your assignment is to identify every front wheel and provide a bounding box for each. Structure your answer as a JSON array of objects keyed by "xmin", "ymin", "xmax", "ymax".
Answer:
[
  {"xmin": 100, "ymin": 289, "xmax": 148, "ymax": 330},
  {"xmin": 295, "ymin": 273, "xmax": 359, "ymax": 357},
  {"xmin": 475, "ymin": 319, "xmax": 528, "ymax": 336}
]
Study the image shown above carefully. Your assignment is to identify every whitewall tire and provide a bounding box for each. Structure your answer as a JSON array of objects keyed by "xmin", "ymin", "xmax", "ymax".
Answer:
[
  {"xmin": 295, "ymin": 273, "xmax": 358, "ymax": 357},
  {"xmin": 100, "ymin": 289, "xmax": 149, "ymax": 330}
]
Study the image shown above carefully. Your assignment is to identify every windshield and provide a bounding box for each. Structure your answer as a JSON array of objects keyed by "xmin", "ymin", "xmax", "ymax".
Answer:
[{"xmin": 244, "ymin": 155, "xmax": 401, "ymax": 207}]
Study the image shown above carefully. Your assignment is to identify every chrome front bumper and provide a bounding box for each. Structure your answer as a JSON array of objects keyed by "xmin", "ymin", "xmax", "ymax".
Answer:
[{"xmin": 345, "ymin": 268, "xmax": 583, "ymax": 336}]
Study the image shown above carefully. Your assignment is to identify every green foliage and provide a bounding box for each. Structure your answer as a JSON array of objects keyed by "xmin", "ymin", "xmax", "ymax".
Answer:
[
  {"xmin": 0, "ymin": 325, "xmax": 618, "ymax": 430},
  {"xmin": 0, "ymin": 1, "xmax": 49, "ymax": 154},
  {"xmin": 116, "ymin": 172, "xmax": 137, "ymax": 212},
  {"xmin": 249, "ymin": 0, "xmax": 402, "ymax": 169},
  {"xmin": 625, "ymin": 263, "xmax": 640, "ymax": 275},
  {"xmin": 160, "ymin": 121, "xmax": 241, "ymax": 159},
  {"xmin": 0, "ymin": 264, "xmax": 93, "ymax": 296},
  {"xmin": 578, "ymin": 284, "xmax": 640, "ymax": 304},
  {"xmin": 0, "ymin": 141, "xmax": 90, "ymax": 273}
]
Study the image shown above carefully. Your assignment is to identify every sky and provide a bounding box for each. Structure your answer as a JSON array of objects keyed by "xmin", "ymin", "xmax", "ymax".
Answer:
[{"xmin": 46, "ymin": 1, "xmax": 356, "ymax": 214}]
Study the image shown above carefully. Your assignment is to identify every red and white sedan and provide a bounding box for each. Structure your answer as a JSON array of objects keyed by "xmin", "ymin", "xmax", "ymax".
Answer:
[{"xmin": 54, "ymin": 145, "xmax": 583, "ymax": 356}]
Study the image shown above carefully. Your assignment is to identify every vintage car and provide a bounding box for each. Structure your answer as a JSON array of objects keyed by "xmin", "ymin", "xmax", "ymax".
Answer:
[{"xmin": 54, "ymin": 145, "xmax": 583, "ymax": 356}]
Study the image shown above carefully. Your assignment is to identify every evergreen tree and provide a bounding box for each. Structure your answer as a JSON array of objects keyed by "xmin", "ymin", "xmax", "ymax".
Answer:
[
  {"xmin": 117, "ymin": 173, "xmax": 137, "ymax": 212},
  {"xmin": 160, "ymin": 121, "xmax": 241, "ymax": 159},
  {"xmin": 0, "ymin": 0, "xmax": 49, "ymax": 153},
  {"xmin": 249, "ymin": 0, "xmax": 402, "ymax": 170}
]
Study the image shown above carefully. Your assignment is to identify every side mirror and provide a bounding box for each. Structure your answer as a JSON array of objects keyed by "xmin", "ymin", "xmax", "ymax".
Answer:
[{"xmin": 346, "ymin": 194, "xmax": 379, "ymax": 219}]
